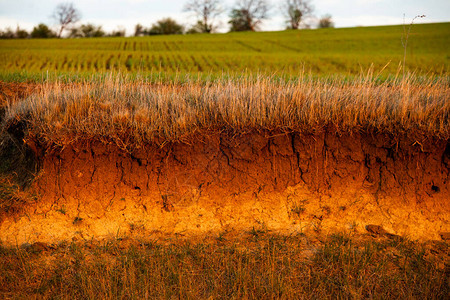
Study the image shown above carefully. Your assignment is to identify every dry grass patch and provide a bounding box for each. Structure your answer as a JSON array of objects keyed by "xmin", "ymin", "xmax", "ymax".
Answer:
[
  {"xmin": 2, "ymin": 74, "xmax": 449, "ymax": 151},
  {"xmin": 0, "ymin": 233, "xmax": 448, "ymax": 299}
]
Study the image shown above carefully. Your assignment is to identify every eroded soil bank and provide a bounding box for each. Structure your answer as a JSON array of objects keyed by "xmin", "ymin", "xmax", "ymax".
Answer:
[{"xmin": 1, "ymin": 131, "xmax": 449, "ymax": 245}]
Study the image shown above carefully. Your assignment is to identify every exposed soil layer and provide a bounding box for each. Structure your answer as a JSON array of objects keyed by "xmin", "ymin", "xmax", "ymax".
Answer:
[
  {"xmin": 0, "ymin": 81, "xmax": 38, "ymax": 107},
  {"xmin": 1, "ymin": 131, "xmax": 448, "ymax": 245}
]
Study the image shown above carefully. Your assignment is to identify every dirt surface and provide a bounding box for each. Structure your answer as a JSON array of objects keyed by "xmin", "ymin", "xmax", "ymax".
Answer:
[{"xmin": 1, "ymin": 131, "xmax": 448, "ymax": 245}]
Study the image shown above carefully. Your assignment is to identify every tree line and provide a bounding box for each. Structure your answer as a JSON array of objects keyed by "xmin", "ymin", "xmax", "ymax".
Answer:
[{"xmin": 0, "ymin": 0, "xmax": 334, "ymax": 39}]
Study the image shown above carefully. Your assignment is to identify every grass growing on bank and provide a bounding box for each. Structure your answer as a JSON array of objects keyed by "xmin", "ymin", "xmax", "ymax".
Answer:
[
  {"xmin": 2, "ymin": 73, "xmax": 449, "ymax": 151},
  {"xmin": 0, "ymin": 233, "xmax": 448, "ymax": 299}
]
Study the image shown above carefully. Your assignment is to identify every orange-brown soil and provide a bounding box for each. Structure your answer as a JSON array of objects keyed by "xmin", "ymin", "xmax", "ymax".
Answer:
[
  {"xmin": 0, "ymin": 81, "xmax": 38, "ymax": 108},
  {"xmin": 1, "ymin": 131, "xmax": 448, "ymax": 245}
]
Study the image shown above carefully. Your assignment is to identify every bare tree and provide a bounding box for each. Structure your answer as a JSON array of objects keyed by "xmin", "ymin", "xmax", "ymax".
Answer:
[
  {"xmin": 184, "ymin": 0, "xmax": 224, "ymax": 33},
  {"xmin": 281, "ymin": 0, "xmax": 313, "ymax": 30},
  {"xmin": 229, "ymin": 0, "xmax": 270, "ymax": 32},
  {"xmin": 52, "ymin": 2, "xmax": 81, "ymax": 38}
]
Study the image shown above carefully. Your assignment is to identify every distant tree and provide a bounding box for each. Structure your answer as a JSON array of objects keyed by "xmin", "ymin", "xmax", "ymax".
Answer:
[
  {"xmin": 134, "ymin": 24, "xmax": 144, "ymax": 36},
  {"xmin": 183, "ymin": 0, "xmax": 224, "ymax": 33},
  {"xmin": 108, "ymin": 27, "xmax": 126, "ymax": 37},
  {"xmin": 0, "ymin": 27, "xmax": 15, "ymax": 39},
  {"xmin": 229, "ymin": 9, "xmax": 252, "ymax": 31},
  {"xmin": 148, "ymin": 18, "xmax": 184, "ymax": 35},
  {"xmin": 69, "ymin": 24, "xmax": 105, "ymax": 38},
  {"xmin": 229, "ymin": 0, "xmax": 270, "ymax": 32},
  {"xmin": 186, "ymin": 21, "xmax": 205, "ymax": 34},
  {"xmin": 318, "ymin": 14, "xmax": 334, "ymax": 28},
  {"xmin": 31, "ymin": 24, "xmax": 56, "ymax": 38},
  {"xmin": 0, "ymin": 26, "xmax": 29, "ymax": 39},
  {"xmin": 80, "ymin": 24, "xmax": 104, "ymax": 37},
  {"xmin": 0, "ymin": 26, "xmax": 30, "ymax": 39},
  {"xmin": 68, "ymin": 27, "xmax": 80, "ymax": 38},
  {"xmin": 15, "ymin": 26, "xmax": 29, "ymax": 38},
  {"xmin": 281, "ymin": 0, "xmax": 313, "ymax": 30},
  {"xmin": 52, "ymin": 2, "xmax": 81, "ymax": 38}
]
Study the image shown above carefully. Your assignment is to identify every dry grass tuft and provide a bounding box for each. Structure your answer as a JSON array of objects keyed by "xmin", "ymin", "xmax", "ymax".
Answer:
[{"xmin": 2, "ymin": 74, "xmax": 449, "ymax": 150}]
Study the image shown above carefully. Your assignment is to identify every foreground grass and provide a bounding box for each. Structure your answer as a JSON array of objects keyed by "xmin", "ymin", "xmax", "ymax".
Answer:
[
  {"xmin": 0, "ymin": 233, "xmax": 448, "ymax": 299},
  {"xmin": 2, "ymin": 73, "xmax": 449, "ymax": 151}
]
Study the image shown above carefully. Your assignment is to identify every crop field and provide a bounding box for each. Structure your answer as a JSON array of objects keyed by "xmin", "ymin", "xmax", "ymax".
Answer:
[
  {"xmin": 0, "ymin": 22, "xmax": 449, "ymax": 299},
  {"xmin": 0, "ymin": 22, "xmax": 449, "ymax": 79}
]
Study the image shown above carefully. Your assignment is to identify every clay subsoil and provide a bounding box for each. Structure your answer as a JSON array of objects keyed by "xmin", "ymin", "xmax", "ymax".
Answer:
[{"xmin": 1, "ymin": 130, "xmax": 449, "ymax": 245}]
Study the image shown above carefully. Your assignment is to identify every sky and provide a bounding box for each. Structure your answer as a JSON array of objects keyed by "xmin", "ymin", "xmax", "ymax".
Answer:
[{"xmin": 0, "ymin": 0, "xmax": 449, "ymax": 35}]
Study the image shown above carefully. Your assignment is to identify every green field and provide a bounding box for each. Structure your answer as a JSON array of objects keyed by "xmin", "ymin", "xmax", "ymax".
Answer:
[{"xmin": 1, "ymin": 22, "xmax": 449, "ymax": 80}]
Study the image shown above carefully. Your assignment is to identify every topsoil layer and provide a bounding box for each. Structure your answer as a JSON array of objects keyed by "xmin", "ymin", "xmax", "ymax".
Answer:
[{"xmin": 1, "ymin": 130, "xmax": 449, "ymax": 245}]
